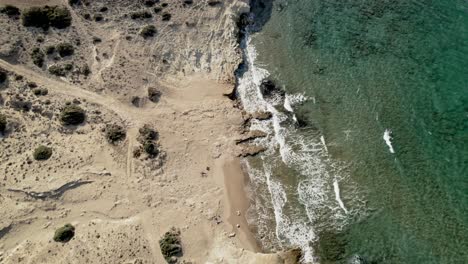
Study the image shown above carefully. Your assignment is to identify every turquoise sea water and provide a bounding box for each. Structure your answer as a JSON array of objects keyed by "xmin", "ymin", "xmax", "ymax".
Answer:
[{"xmin": 239, "ymin": 0, "xmax": 468, "ymax": 263}]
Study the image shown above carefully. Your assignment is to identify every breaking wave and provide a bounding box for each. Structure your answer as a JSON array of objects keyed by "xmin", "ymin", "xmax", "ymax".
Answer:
[{"xmin": 238, "ymin": 37, "xmax": 367, "ymax": 263}]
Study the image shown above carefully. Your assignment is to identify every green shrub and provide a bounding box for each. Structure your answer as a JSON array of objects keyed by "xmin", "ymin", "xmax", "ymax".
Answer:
[
  {"xmin": 49, "ymin": 64, "xmax": 73, "ymax": 76},
  {"xmin": 140, "ymin": 25, "xmax": 156, "ymax": 38},
  {"xmin": 45, "ymin": 45, "xmax": 55, "ymax": 54},
  {"xmin": 22, "ymin": 6, "xmax": 72, "ymax": 30},
  {"xmin": 131, "ymin": 11, "xmax": 152, "ymax": 19},
  {"xmin": 33, "ymin": 145, "xmax": 53, "ymax": 160},
  {"xmin": 64, "ymin": 63, "xmax": 73, "ymax": 71},
  {"xmin": 31, "ymin": 48, "xmax": 45, "ymax": 67},
  {"xmin": 143, "ymin": 141, "xmax": 159, "ymax": 157},
  {"xmin": 0, "ymin": 5, "xmax": 20, "ymax": 17},
  {"xmin": 33, "ymin": 88, "xmax": 48, "ymax": 96},
  {"xmin": 138, "ymin": 125, "xmax": 158, "ymax": 142},
  {"xmin": 53, "ymin": 224, "xmax": 75, "ymax": 243},
  {"xmin": 144, "ymin": 1, "xmax": 156, "ymax": 7},
  {"xmin": 0, "ymin": 69, "xmax": 7, "ymax": 83},
  {"xmin": 105, "ymin": 124, "xmax": 126, "ymax": 144},
  {"xmin": 56, "ymin": 43, "xmax": 74, "ymax": 57},
  {"xmin": 49, "ymin": 65, "xmax": 66, "ymax": 76},
  {"xmin": 68, "ymin": 0, "xmax": 80, "ymax": 6},
  {"xmin": 208, "ymin": 0, "xmax": 222, "ymax": 7},
  {"xmin": 161, "ymin": 13, "xmax": 171, "ymax": 21},
  {"xmin": 148, "ymin": 87, "xmax": 161, "ymax": 102},
  {"xmin": 81, "ymin": 65, "xmax": 91, "ymax": 76},
  {"xmin": 48, "ymin": 6, "xmax": 72, "ymax": 28},
  {"xmin": 0, "ymin": 114, "xmax": 6, "ymax": 134},
  {"xmin": 60, "ymin": 105, "xmax": 85, "ymax": 125},
  {"xmin": 94, "ymin": 14, "xmax": 103, "ymax": 22},
  {"xmin": 10, "ymin": 98, "xmax": 32, "ymax": 112},
  {"xmin": 159, "ymin": 228, "xmax": 182, "ymax": 263}
]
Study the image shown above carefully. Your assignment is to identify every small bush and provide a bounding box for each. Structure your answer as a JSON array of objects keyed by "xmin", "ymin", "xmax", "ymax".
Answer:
[
  {"xmin": 208, "ymin": 0, "xmax": 222, "ymax": 7},
  {"xmin": 154, "ymin": 7, "xmax": 162, "ymax": 13},
  {"xmin": 0, "ymin": 5, "xmax": 21, "ymax": 17},
  {"xmin": 45, "ymin": 46, "xmax": 55, "ymax": 54},
  {"xmin": 57, "ymin": 43, "xmax": 74, "ymax": 57},
  {"xmin": 31, "ymin": 48, "xmax": 45, "ymax": 67},
  {"xmin": 92, "ymin": 37, "xmax": 102, "ymax": 44},
  {"xmin": 60, "ymin": 105, "xmax": 85, "ymax": 125},
  {"xmin": 68, "ymin": 0, "xmax": 80, "ymax": 6},
  {"xmin": 161, "ymin": 13, "xmax": 171, "ymax": 21},
  {"xmin": 143, "ymin": 141, "xmax": 159, "ymax": 157},
  {"xmin": 0, "ymin": 114, "xmax": 7, "ymax": 134},
  {"xmin": 144, "ymin": 1, "xmax": 156, "ymax": 7},
  {"xmin": 22, "ymin": 6, "xmax": 72, "ymax": 30},
  {"xmin": 0, "ymin": 69, "xmax": 7, "ymax": 83},
  {"xmin": 48, "ymin": 6, "xmax": 72, "ymax": 28},
  {"xmin": 49, "ymin": 64, "xmax": 73, "ymax": 76},
  {"xmin": 33, "ymin": 88, "xmax": 48, "ymax": 96},
  {"xmin": 148, "ymin": 87, "xmax": 161, "ymax": 103},
  {"xmin": 159, "ymin": 228, "xmax": 182, "ymax": 263},
  {"xmin": 10, "ymin": 98, "xmax": 32, "ymax": 111},
  {"xmin": 81, "ymin": 65, "xmax": 91, "ymax": 76},
  {"xmin": 94, "ymin": 14, "xmax": 103, "ymax": 22},
  {"xmin": 105, "ymin": 124, "xmax": 126, "ymax": 144},
  {"xmin": 140, "ymin": 25, "xmax": 156, "ymax": 38},
  {"xmin": 131, "ymin": 96, "xmax": 141, "ymax": 107},
  {"xmin": 138, "ymin": 125, "xmax": 158, "ymax": 142},
  {"xmin": 64, "ymin": 63, "xmax": 73, "ymax": 71},
  {"xmin": 131, "ymin": 11, "xmax": 152, "ymax": 19},
  {"xmin": 33, "ymin": 145, "xmax": 53, "ymax": 160},
  {"xmin": 53, "ymin": 224, "xmax": 75, "ymax": 243}
]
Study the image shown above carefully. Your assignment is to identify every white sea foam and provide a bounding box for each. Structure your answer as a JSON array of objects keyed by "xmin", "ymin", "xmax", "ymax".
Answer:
[
  {"xmin": 237, "ymin": 36, "xmax": 365, "ymax": 264},
  {"xmin": 383, "ymin": 129, "xmax": 395, "ymax": 153},
  {"xmin": 320, "ymin": 136, "xmax": 328, "ymax": 154},
  {"xmin": 333, "ymin": 179, "xmax": 348, "ymax": 214},
  {"xmin": 284, "ymin": 93, "xmax": 308, "ymax": 112}
]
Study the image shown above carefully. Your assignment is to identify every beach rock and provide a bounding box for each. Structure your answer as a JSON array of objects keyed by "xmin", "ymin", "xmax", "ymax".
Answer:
[
  {"xmin": 252, "ymin": 111, "xmax": 272, "ymax": 120},
  {"xmin": 280, "ymin": 248, "xmax": 303, "ymax": 264},
  {"xmin": 235, "ymin": 130, "xmax": 267, "ymax": 144},
  {"xmin": 238, "ymin": 145, "xmax": 267, "ymax": 157}
]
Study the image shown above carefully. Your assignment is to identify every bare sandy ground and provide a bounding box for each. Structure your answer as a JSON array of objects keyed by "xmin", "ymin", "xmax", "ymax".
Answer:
[{"xmin": 0, "ymin": 0, "xmax": 300, "ymax": 263}]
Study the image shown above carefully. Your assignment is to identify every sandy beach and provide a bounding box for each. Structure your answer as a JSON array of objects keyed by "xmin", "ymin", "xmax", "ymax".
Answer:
[{"xmin": 0, "ymin": 0, "xmax": 299, "ymax": 263}]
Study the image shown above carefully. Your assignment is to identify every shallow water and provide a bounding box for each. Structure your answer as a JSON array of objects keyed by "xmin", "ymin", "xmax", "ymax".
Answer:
[{"xmin": 239, "ymin": 0, "xmax": 468, "ymax": 263}]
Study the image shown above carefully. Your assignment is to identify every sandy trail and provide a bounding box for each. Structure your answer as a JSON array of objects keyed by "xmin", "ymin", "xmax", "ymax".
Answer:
[{"xmin": 0, "ymin": 58, "xmax": 149, "ymax": 125}]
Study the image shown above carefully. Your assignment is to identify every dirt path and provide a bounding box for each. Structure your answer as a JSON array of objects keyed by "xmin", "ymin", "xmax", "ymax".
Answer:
[{"xmin": 0, "ymin": 59, "xmax": 154, "ymax": 126}]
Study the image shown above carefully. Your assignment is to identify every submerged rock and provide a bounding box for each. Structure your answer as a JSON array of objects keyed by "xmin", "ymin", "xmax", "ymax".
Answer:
[{"xmin": 260, "ymin": 78, "xmax": 285, "ymax": 99}]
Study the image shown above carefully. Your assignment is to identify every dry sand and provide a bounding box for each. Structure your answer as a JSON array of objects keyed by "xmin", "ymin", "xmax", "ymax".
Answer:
[{"xmin": 0, "ymin": 0, "xmax": 300, "ymax": 263}]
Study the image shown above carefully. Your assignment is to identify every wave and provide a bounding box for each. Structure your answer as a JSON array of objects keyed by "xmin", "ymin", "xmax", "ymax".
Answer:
[
  {"xmin": 383, "ymin": 129, "xmax": 395, "ymax": 154},
  {"xmin": 333, "ymin": 179, "xmax": 348, "ymax": 214},
  {"xmin": 237, "ymin": 36, "xmax": 367, "ymax": 263}
]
